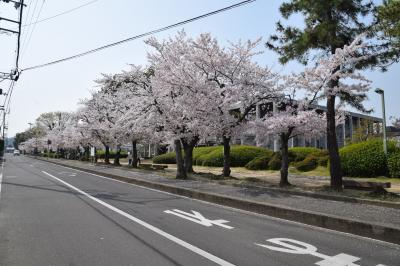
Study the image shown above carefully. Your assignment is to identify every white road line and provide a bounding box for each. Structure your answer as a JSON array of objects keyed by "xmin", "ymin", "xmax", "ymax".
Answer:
[
  {"xmin": 0, "ymin": 163, "xmax": 3, "ymax": 198},
  {"xmin": 41, "ymin": 171, "xmax": 235, "ymax": 266}
]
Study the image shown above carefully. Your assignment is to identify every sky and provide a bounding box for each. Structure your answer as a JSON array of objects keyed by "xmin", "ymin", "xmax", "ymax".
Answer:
[{"xmin": 0, "ymin": 0, "xmax": 399, "ymax": 137}]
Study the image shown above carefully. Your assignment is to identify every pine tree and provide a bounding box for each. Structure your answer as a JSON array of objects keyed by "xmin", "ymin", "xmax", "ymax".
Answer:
[
  {"xmin": 373, "ymin": 0, "xmax": 400, "ymax": 70},
  {"xmin": 267, "ymin": 0, "xmax": 374, "ymax": 190}
]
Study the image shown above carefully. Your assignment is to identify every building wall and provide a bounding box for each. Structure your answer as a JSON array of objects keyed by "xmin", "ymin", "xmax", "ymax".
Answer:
[{"xmin": 234, "ymin": 102, "xmax": 382, "ymax": 151}]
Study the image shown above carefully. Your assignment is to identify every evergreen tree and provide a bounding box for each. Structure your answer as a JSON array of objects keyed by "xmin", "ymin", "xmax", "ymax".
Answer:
[
  {"xmin": 267, "ymin": 0, "xmax": 374, "ymax": 190},
  {"xmin": 373, "ymin": 0, "xmax": 400, "ymax": 70}
]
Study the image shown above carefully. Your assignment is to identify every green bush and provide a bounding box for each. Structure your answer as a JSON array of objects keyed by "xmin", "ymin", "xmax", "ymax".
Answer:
[
  {"xmin": 388, "ymin": 152, "xmax": 400, "ymax": 178},
  {"xmin": 268, "ymin": 153, "xmax": 282, "ymax": 170},
  {"xmin": 152, "ymin": 145, "xmax": 273, "ymax": 167},
  {"xmin": 295, "ymin": 155, "xmax": 318, "ymax": 172},
  {"xmin": 317, "ymin": 156, "xmax": 329, "ymax": 167},
  {"xmin": 245, "ymin": 154, "xmax": 273, "ymax": 170},
  {"xmin": 200, "ymin": 145, "xmax": 273, "ymax": 167},
  {"xmin": 193, "ymin": 146, "xmax": 221, "ymax": 165},
  {"xmin": 96, "ymin": 150, "xmax": 128, "ymax": 159},
  {"xmin": 339, "ymin": 139, "xmax": 395, "ymax": 177},
  {"xmin": 152, "ymin": 152, "xmax": 177, "ymax": 164},
  {"xmin": 289, "ymin": 147, "xmax": 322, "ymax": 162}
]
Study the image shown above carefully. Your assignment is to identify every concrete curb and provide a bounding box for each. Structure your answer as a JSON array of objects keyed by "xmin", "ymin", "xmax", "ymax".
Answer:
[
  {"xmin": 223, "ymin": 182, "xmax": 400, "ymax": 210},
  {"xmin": 36, "ymin": 157, "xmax": 400, "ymax": 245}
]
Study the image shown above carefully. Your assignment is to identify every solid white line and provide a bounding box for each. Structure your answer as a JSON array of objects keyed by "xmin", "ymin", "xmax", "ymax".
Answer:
[
  {"xmin": 0, "ymin": 163, "xmax": 3, "ymax": 198},
  {"xmin": 41, "ymin": 170, "xmax": 235, "ymax": 266}
]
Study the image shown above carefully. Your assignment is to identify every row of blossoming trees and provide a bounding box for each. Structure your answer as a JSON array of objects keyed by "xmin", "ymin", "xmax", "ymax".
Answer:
[{"xmin": 19, "ymin": 31, "xmax": 371, "ymax": 189}]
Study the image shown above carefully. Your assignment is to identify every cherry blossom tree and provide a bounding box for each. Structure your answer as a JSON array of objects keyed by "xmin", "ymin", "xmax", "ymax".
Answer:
[
  {"xmin": 145, "ymin": 31, "xmax": 279, "ymax": 178},
  {"xmin": 145, "ymin": 32, "xmax": 217, "ymax": 178},
  {"xmin": 189, "ymin": 33, "xmax": 279, "ymax": 177},
  {"xmin": 252, "ymin": 93, "xmax": 326, "ymax": 186},
  {"xmin": 102, "ymin": 65, "xmax": 159, "ymax": 168},
  {"xmin": 78, "ymin": 91, "xmax": 117, "ymax": 164}
]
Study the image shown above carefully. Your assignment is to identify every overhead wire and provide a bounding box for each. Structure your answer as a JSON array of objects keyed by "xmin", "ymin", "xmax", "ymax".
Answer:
[
  {"xmin": 20, "ymin": 0, "xmax": 39, "ymax": 54},
  {"xmin": 22, "ymin": 0, "xmax": 99, "ymax": 27},
  {"xmin": 15, "ymin": 0, "xmax": 25, "ymax": 70},
  {"xmin": 20, "ymin": 0, "xmax": 46, "ymax": 60},
  {"xmin": 22, "ymin": 0, "xmax": 256, "ymax": 72},
  {"xmin": 2, "ymin": 80, "xmax": 15, "ymax": 137}
]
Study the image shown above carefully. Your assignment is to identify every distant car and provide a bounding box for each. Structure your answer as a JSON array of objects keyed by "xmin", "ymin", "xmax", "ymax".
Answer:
[{"xmin": 13, "ymin": 150, "xmax": 20, "ymax": 156}]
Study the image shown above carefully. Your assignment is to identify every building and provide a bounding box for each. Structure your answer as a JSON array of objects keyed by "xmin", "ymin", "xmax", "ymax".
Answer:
[{"xmin": 232, "ymin": 101, "xmax": 383, "ymax": 151}]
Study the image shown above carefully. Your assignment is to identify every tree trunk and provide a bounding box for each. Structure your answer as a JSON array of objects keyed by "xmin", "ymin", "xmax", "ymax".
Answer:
[
  {"xmin": 114, "ymin": 145, "xmax": 121, "ymax": 166},
  {"xmin": 131, "ymin": 140, "xmax": 138, "ymax": 168},
  {"xmin": 104, "ymin": 145, "xmax": 110, "ymax": 164},
  {"xmin": 181, "ymin": 137, "xmax": 198, "ymax": 174},
  {"xmin": 174, "ymin": 139, "xmax": 186, "ymax": 179},
  {"xmin": 84, "ymin": 146, "xmax": 90, "ymax": 161},
  {"xmin": 326, "ymin": 95, "xmax": 343, "ymax": 191},
  {"xmin": 94, "ymin": 147, "xmax": 98, "ymax": 163},
  {"xmin": 279, "ymin": 133, "xmax": 291, "ymax": 187},
  {"xmin": 222, "ymin": 136, "xmax": 231, "ymax": 177}
]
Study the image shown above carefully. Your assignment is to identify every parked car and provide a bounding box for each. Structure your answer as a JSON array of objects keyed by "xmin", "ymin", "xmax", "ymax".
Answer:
[{"xmin": 13, "ymin": 150, "xmax": 20, "ymax": 156}]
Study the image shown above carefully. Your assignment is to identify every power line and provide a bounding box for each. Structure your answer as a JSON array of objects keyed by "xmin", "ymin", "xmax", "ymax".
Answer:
[
  {"xmin": 22, "ymin": 0, "xmax": 99, "ymax": 27},
  {"xmin": 20, "ymin": 0, "xmax": 45, "ymax": 60},
  {"xmin": 22, "ymin": 0, "xmax": 256, "ymax": 72},
  {"xmin": 20, "ymin": 0, "xmax": 39, "ymax": 54},
  {"xmin": 15, "ymin": 0, "xmax": 25, "ymax": 70}
]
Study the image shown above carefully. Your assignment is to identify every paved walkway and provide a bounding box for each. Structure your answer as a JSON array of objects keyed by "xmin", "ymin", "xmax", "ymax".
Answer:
[{"xmin": 36, "ymin": 157, "xmax": 400, "ymax": 230}]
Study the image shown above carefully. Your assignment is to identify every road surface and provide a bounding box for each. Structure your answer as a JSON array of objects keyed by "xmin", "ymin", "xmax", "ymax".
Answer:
[{"xmin": 0, "ymin": 155, "xmax": 399, "ymax": 265}]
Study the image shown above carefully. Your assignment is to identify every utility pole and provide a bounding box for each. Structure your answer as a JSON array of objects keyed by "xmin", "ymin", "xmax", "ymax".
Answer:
[
  {"xmin": 375, "ymin": 88, "xmax": 387, "ymax": 155},
  {"xmin": 0, "ymin": 0, "xmax": 25, "ymax": 81},
  {"xmin": 0, "ymin": 107, "xmax": 4, "ymax": 159}
]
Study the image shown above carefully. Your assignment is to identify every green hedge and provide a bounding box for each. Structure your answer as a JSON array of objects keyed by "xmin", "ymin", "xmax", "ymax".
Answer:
[
  {"xmin": 268, "ymin": 153, "xmax": 282, "ymax": 170},
  {"xmin": 245, "ymin": 154, "xmax": 273, "ymax": 170},
  {"xmin": 289, "ymin": 147, "xmax": 322, "ymax": 162},
  {"xmin": 339, "ymin": 139, "xmax": 397, "ymax": 177},
  {"xmin": 200, "ymin": 145, "xmax": 273, "ymax": 167},
  {"xmin": 152, "ymin": 145, "xmax": 273, "ymax": 167},
  {"xmin": 152, "ymin": 152, "xmax": 177, "ymax": 164},
  {"xmin": 96, "ymin": 150, "xmax": 128, "ymax": 159},
  {"xmin": 388, "ymin": 152, "xmax": 400, "ymax": 178},
  {"xmin": 295, "ymin": 155, "xmax": 318, "ymax": 172}
]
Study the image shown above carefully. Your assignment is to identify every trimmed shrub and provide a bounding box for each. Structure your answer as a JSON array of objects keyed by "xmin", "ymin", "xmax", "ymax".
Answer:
[
  {"xmin": 295, "ymin": 155, "xmax": 318, "ymax": 172},
  {"xmin": 268, "ymin": 153, "xmax": 282, "ymax": 170},
  {"xmin": 340, "ymin": 139, "xmax": 391, "ymax": 177},
  {"xmin": 193, "ymin": 146, "xmax": 222, "ymax": 165},
  {"xmin": 317, "ymin": 156, "xmax": 329, "ymax": 167},
  {"xmin": 200, "ymin": 145, "xmax": 273, "ymax": 167},
  {"xmin": 152, "ymin": 145, "xmax": 273, "ymax": 167},
  {"xmin": 245, "ymin": 154, "xmax": 273, "ymax": 170},
  {"xmin": 96, "ymin": 150, "xmax": 128, "ymax": 159},
  {"xmin": 289, "ymin": 147, "xmax": 322, "ymax": 162},
  {"xmin": 152, "ymin": 152, "xmax": 177, "ymax": 164},
  {"xmin": 388, "ymin": 152, "xmax": 400, "ymax": 178}
]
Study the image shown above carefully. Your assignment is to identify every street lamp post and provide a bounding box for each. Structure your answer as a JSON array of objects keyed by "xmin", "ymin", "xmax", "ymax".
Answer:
[{"xmin": 375, "ymin": 88, "xmax": 387, "ymax": 155}]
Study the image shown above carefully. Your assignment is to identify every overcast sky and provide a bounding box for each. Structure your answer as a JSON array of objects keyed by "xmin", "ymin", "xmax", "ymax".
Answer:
[{"xmin": 0, "ymin": 0, "xmax": 399, "ymax": 137}]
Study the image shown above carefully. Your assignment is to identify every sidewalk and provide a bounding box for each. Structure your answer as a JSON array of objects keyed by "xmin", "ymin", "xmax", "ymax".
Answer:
[{"xmin": 35, "ymin": 157, "xmax": 400, "ymax": 244}]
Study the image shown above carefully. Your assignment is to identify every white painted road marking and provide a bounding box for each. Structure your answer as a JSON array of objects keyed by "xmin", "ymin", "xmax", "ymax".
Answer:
[
  {"xmin": 0, "ymin": 163, "xmax": 3, "ymax": 198},
  {"xmin": 41, "ymin": 171, "xmax": 235, "ymax": 266},
  {"xmin": 165, "ymin": 209, "xmax": 234, "ymax": 229},
  {"xmin": 58, "ymin": 171, "xmax": 77, "ymax": 177},
  {"xmin": 256, "ymin": 238, "xmax": 386, "ymax": 266}
]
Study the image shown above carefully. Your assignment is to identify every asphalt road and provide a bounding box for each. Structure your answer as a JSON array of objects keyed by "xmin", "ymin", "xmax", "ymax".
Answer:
[{"xmin": 0, "ymin": 155, "xmax": 399, "ymax": 266}]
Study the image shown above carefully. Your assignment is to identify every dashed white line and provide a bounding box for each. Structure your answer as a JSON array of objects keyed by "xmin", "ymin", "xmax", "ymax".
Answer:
[{"xmin": 41, "ymin": 170, "xmax": 235, "ymax": 266}]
